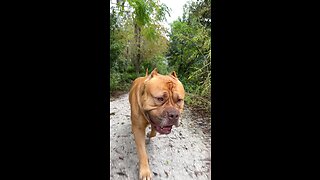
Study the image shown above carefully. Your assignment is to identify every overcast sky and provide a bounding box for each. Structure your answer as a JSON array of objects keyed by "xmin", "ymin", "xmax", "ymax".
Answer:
[{"xmin": 160, "ymin": 0, "xmax": 189, "ymax": 24}]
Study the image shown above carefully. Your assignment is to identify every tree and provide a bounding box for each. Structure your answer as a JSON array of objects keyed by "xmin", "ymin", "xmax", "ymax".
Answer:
[
  {"xmin": 120, "ymin": 0, "xmax": 170, "ymax": 75},
  {"xmin": 167, "ymin": 0, "xmax": 211, "ymax": 112},
  {"xmin": 110, "ymin": 0, "xmax": 171, "ymax": 90}
]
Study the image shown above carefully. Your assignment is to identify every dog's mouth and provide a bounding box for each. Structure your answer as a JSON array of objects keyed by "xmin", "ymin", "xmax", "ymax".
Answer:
[
  {"xmin": 146, "ymin": 113, "xmax": 174, "ymax": 134},
  {"xmin": 154, "ymin": 125, "xmax": 172, "ymax": 134}
]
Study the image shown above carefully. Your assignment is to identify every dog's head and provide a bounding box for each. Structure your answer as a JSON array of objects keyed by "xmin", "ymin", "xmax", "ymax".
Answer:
[{"xmin": 141, "ymin": 68, "xmax": 185, "ymax": 134}]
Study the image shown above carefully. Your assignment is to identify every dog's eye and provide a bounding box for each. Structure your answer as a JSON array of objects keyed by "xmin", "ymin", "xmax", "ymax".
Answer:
[
  {"xmin": 157, "ymin": 97, "xmax": 164, "ymax": 102},
  {"xmin": 177, "ymin": 99, "xmax": 183, "ymax": 103}
]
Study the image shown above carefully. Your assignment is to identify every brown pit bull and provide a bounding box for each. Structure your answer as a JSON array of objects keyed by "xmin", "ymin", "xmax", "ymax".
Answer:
[{"xmin": 129, "ymin": 68, "xmax": 185, "ymax": 180}]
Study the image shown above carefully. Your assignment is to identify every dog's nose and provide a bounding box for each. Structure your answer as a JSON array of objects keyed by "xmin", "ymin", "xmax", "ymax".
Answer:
[{"xmin": 167, "ymin": 109, "xmax": 180, "ymax": 122}]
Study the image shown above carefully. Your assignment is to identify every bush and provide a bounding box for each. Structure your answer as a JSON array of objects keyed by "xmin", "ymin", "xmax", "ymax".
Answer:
[{"xmin": 110, "ymin": 72, "xmax": 122, "ymax": 91}]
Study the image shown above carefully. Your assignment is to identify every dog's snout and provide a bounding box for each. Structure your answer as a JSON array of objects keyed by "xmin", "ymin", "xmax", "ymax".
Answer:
[
  {"xmin": 167, "ymin": 109, "xmax": 180, "ymax": 122},
  {"xmin": 169, "ymin": 112, "xmax": 179, "ymax": 119}
]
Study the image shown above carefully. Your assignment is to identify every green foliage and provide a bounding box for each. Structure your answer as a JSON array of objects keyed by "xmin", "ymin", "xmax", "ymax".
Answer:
[
  {"xmin": 110, "ymin": 0, "xmax": 170, "ymax": 92},
  {"xmin": 110, "ymin": 71, "xmax": 121, "ymax": 91},
  {"xmin": 141, "ymin": 55, "xmax": 169, "ymax": 75},
  {"xmin": 167, "ymin": 0, "xmax": 211, "ymax": 113},
  {"xmin": 110, "ymin": 9, "xmax": 132, "ymax": 91},
  {"xmin": 125, "ymin": 0, "xmax": 170, "ymax": 74},
  {"xmin": 127, "ymin": 0, "xmax": 151, "ymax": 26}
]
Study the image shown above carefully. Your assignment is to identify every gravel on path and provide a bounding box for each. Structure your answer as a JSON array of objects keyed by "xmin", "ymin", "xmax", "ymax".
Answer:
[{"xmin": 110, "ymin": 93, "xmax": 211, "ymax": 180}]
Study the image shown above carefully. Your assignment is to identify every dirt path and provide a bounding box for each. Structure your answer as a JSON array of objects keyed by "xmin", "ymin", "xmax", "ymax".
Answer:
[{"xmin": 110, "ymin": 93, "xmax": 211, "ymax": 180}]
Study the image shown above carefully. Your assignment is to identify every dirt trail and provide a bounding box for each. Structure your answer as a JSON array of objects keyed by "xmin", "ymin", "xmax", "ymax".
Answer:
[{"xmin": 110, "ymin": 93, "xmax": 211, "ymax": 180}]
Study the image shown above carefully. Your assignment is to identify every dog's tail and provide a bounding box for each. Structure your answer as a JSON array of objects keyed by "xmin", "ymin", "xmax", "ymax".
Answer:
[{"xmin": 145, "ymin": 68, "xmax": 148, "ymax": 77}]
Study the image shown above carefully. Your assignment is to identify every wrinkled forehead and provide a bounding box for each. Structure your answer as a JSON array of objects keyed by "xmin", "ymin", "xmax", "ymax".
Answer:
[{"xmin": 145, "ymin": 75, "xmax": 185, "ymax": 98}]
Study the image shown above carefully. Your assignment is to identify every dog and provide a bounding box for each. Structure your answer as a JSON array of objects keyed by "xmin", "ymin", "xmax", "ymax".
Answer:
[{"xmin": 129, "ymin": 68, "xmax": 185, "ymax": 180}]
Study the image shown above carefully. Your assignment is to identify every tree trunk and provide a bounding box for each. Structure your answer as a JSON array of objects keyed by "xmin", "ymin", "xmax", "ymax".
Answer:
[{"xmin": 134, "ymin": 23, "xmax": 141, "ymax": 75}]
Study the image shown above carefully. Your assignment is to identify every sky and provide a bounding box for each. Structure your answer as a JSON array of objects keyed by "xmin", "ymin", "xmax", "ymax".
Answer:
[{"xmin": 159, "ymin": 0, "xmax": 189, "ymax": 25}]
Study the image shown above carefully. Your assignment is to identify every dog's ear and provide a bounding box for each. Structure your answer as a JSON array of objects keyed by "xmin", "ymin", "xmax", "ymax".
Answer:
[
  {"xmin": 145, "ymin": 68, "xmax": 158, "ymax": 81},
  {"xmin": 145, "ymin": 68, "xmax": 149, "ymax": 77},
  {"xmin": 150, "ymin": 68, "xmax": 158, "ymax": 77},
  {"xmin": 170, "ymin": 71, "xmax": 178, "ymax": 78}
]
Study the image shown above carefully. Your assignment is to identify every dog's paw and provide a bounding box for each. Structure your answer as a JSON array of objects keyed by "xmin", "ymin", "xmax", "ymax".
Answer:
[{"xmin": 139, "ymin": 167, "xmax": 152, "ymax": 180}]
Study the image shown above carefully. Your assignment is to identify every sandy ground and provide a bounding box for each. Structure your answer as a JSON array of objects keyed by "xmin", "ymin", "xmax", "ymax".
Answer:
[{"xmin": 110, "ymin": 93, "xmax": 211, "ymax": 180}]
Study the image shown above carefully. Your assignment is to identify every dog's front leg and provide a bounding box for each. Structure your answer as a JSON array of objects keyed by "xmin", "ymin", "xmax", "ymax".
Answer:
[{"xmin": 132, "ymin": 124, "xmax": 152, "ymax": 180}]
